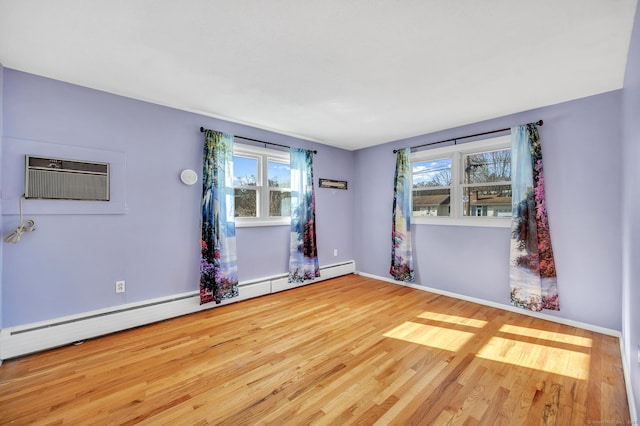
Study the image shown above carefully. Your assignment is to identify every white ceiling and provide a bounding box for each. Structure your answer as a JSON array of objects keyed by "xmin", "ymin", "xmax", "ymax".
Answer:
[{"xmin": 0, "ymin": 1, "xmax": 637, "ymax": 150}]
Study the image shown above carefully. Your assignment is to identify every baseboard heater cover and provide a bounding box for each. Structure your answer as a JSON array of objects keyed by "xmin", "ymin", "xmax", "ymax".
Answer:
[{"xmin": 0, "ymin": 260, "xmax": 356, "ymax": 360}]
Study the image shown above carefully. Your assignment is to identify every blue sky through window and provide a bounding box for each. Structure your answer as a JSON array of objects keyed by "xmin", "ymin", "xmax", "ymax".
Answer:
[
  {"xmin": 233, "ymin": 156, "xmax": 290, "ymax": 187},
  {"xmin": 413, "ymin": 158, "xmax": 451, "ymax": 187},
  {"xmin": 268, "ymin": 161, "xmax": 290, "ymax": 187},
  {"xmin": 233, "ymin": 156, "xmax": 257, "ymax": 186}
]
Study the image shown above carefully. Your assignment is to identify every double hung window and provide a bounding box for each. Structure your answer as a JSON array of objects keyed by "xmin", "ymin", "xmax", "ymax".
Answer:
[
  {"xmin": 233, "ymin": 144, "xmax": 291, "ymax": 227},
  {"xmin": 411, "ymin": 135, "xmax": 512, "ymax": 227}
]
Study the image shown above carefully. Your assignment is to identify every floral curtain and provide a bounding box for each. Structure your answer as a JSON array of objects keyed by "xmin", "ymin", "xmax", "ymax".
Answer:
[
  {"xmin": 289, "ymin": 148, "xmax": 320, "ymax": 283},
  {"xmin": 200, "ymin": 129, "xmax": 239, "ymax": 304},
  {"xmin": 390, "ymin": 148, "xmax": 415, "ymax": 282},
  {"xmin": 510, "ymin": 123, "xmax": 559, "ymax": 311}
]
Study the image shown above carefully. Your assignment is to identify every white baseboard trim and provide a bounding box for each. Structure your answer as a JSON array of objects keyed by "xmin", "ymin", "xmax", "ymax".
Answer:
[
  {"xmin": 620, "ymin": 338, "xmax": 638, "ymax": 423},
  {"xmin": 0, "ymin": 261, "xmax": 356, "ymax": 361},
  {"xmin": 356, "ymin": 271, "xmax": 620, "ymax": 337}
]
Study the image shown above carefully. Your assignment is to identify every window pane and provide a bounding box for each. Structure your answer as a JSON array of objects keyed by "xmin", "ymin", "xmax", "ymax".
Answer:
[
  {"xmin": 462, "ymin": 185, "xmax": 512, "ymax": 217},
  {"xmin": 412, "ymin": 188, "xmax": 451, "ymax": 216},
  {"xmin": 413, "ymin": 158, "xmax": 451, "ymax": 188},
  {"xmin": 234, "ymin": 188, "xmax": 257, "ymax": 217},
  {"xmin": 269, "ymin": 191, "xmax": 291, "ymax": 217},
  {"xmin": 464, "ymin": 149, "xmax": 511, "ymax": 184},
  {"xmin": 268, "ymin": 161, "xmax": 290, "ymax": 188},
  {"xmin": 233, "ymin": 156, "xmax": 258, "ymax": 186}
]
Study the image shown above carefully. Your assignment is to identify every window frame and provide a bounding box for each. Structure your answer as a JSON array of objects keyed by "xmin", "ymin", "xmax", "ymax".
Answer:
[
  {"xmin": 411, "ymin": 135, "xmax": 512, "ymax": 228},
  {"xmin": 233, "ymin": 143, "xmax": 291, "ymax": 228}
]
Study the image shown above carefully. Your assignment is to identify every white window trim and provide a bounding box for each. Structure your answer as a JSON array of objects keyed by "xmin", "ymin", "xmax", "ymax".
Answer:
[
  {"xmin": 411, "ymin": 135, "xmax": 512, "ymax": 228},
  {"xmin": 233, "ymin": 143, "xmax": 291, "ymax": 228}
]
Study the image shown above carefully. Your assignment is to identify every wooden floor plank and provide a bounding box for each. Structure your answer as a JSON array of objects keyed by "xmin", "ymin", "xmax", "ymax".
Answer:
[{"xmin": 0, "ymin": 274, "xmax": 630, "ymax": 425}]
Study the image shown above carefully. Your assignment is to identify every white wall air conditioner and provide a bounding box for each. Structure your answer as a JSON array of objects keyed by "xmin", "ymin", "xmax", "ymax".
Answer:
[{"xmin": 25, "ymin": 156, "xmax": 110, "ymax": 201}]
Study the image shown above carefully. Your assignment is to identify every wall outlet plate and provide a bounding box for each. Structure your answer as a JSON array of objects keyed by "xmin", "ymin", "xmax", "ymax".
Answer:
[{"xmin": 115, "ymin": 280, "xmax": 125, "ymax": 293}]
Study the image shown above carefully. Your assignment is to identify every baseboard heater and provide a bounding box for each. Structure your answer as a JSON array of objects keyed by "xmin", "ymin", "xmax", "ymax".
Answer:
[{"xmin": 0, "ymin": 261, "xmax": 355, "ymax": 361}]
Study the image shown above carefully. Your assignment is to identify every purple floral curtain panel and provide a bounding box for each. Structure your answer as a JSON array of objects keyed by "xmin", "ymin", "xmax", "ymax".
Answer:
[
  {"xmin": 200, "ymin": 129, "xmax": 239, "ymax": 304},
  {"xmin": 510, "ymin": 124, "xmax": 559, "ymax": 311},
  {"xmin": 289, "ymin": 148, "xmax": 320, "ymax": 283},
  {"xmin": 390, "ymin": 148, "xmax": 415, "ymax": 282}
]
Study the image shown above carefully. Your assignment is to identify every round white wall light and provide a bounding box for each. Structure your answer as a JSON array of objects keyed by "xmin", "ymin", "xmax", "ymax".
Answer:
[{"xmin": 180, "ymin": 169, "xmax": 198, "ymax": 185}]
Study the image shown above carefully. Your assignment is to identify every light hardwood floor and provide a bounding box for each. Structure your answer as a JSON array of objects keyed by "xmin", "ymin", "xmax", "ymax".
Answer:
[{"xmin": 0, "ymin": 275, "xmax": 630, "ymax": 425}]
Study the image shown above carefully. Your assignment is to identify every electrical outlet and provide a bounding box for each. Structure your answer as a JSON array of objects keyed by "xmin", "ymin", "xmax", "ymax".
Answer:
[
  {"xmin": 115, "ymin": 280, "xmax": 125, "ymax": 293},
  {"xmin": 333, "ymin": 249, "xmax": 338, "ymax": 257}
]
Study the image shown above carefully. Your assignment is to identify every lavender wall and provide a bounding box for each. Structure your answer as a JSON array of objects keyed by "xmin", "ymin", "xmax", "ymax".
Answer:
[
  {"xmin": 354, "ymin": 90, "xmax": 623, "ymax": 331},
  {"xmin": 1, "ymin": 69, "xmax": 354, "ymax": 327},
  {"xmin": 622, "ymin": 2, "xmax": 640, "ymax": 419}
]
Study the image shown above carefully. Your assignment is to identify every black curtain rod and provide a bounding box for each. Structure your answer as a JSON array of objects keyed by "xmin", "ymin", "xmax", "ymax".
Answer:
[
  {"xmin": 200, "ymin": 127, "xmax": 317, "ymax": 154},
  {"xmin": 392, "ymin": 120, "xmax": 544, "ymax": 153}
]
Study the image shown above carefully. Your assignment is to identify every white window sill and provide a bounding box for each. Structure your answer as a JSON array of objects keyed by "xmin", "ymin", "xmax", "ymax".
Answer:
[
  {"xmin": 412, "ymin": 216, "xmax": 511, "ymax": 228},
  {"xmin": 235, "ymin": 218, "xmax": 291, "ymax": 228}
]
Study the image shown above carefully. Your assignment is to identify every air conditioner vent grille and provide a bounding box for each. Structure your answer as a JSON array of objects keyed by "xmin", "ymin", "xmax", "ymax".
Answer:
[{"xmin": 25, "ymin": 156, "xmax": 110, "ymax": 201}]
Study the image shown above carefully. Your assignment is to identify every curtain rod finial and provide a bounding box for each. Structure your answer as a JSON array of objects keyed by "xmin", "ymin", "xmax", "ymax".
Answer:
[{"xmin": 536, "ymin": 120, "xmax": 543, "ymax": 126}]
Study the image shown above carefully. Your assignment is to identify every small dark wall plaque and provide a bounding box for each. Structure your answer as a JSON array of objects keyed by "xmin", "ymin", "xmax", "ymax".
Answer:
[{"xmin": 319, "ymin": 178, "xmax": 348, "ymax": 190}]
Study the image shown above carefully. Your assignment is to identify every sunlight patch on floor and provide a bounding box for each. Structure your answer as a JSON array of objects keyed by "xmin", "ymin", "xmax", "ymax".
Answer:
[
  {"xmin": 498, "ymin": 324, "xmax": 593, "ymax": 348},
  {"xmin": 416, "ymin": 311, "xmax": 488, "ymax": 329},
  {"xmin": 476, "ymin": 336, "xmax": 590, "ymax": 380},
  {"xmin": 384, "ymin": 321, "xmax": 474, "ymax": 351}
]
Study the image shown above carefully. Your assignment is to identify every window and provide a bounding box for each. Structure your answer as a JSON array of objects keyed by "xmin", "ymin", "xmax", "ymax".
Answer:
[
  {"xmin": 411, "ymin": 135, "xmax": 512, "ymax": 227},
  {"xmin": 233, "ymin": 143, "xmax": 291, "ymax": 227},
  {"xmin": 412, "ymin": 157, "xmax": 451, "ymax": 217},
  {"xmin": 462, "ymin": 148, "xmax": 511, "ymax": 218}
]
